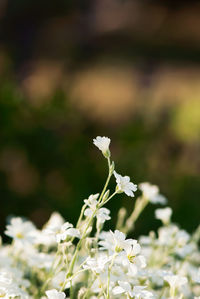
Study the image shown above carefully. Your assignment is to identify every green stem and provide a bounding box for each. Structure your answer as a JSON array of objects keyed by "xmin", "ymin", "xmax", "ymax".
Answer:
[
  {"xmin": 76, "ymin": 204, "xmax": 87, "ymax": 228},
  {"xmin": 61, "ymin": 157, "xmax": 113, "ymax": 292},
  {"xmin": 107, "ymin": 253, "xmax": 117, "ymax": 299},
  {"xmin": 122, "ymin": 196, "xmax": 148, "ymax": 234},
  {"xmin": 98, "ymin": 158, "xmax": 112, "ymax": 204},
  {"xmin": 41, "ymin": 250, "xmax": 62, "ymax": 294},
  {"xmin": 82, "ymin": 277, "xmax": 95, "ymax": 299},
  {"xmin": 116, "ymin": 207, "xmax": 127, "ymax": 230},
  {"xmin": 60, "ymin": 208, "xmax": 97, "ymax": 291},
  {"xmin": 99, "ymin": 191, "xmax": 117, "ymax": 207}
]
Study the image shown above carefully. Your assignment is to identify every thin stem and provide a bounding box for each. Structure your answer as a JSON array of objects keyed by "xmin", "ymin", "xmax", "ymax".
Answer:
[
  {"xmin": 76, "ymin": 204, "xmax": 87, "ymax": 228},
  {"xmin": 99, "ymin": 191, "xmax": 117, "ymax": 207},
  {"xmin": 82, "ymin": 277, "xmax": 95, "ymax": 299},
  {"xmin": 99, "ymin": 158, "xmax": 112, "ymax": 204},
  {"xmin": 116, "ymin": 207, "xmax": 127, "ymax": 230},
  {"xmin": 61, "ymin": 156, "xmax": 113, "ymax": 292},
  {"xmin": 41, "ymin": 250, "xmax": 62, "ymax": 294},
  {"xmin": 60, "ymin": 208, "xmax": 97, "ymax": 291},
  {"xmin": 122, "ymin": 196, "xmax": 148, "ymax": 234},
  {"xmin": 107, "ymin": 253, "xmax": 117, "ymax": 299}
]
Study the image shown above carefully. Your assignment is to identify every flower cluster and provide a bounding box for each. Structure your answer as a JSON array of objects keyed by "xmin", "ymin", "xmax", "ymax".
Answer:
[{"xmin": 0, "ymin": 136, "xmax": 199, "ymax": 299}]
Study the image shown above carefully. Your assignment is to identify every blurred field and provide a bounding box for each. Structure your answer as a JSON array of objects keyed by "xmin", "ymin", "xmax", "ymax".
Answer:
[{"xmin": 0, "ymin": 0, "xmax": 200, "ymax": 237}]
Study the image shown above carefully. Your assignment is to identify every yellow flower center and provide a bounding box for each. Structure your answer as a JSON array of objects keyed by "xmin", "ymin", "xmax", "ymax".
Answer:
[
  {"xmin": 115, "ymin": 245, "xmax": 123, "ymax": 253},
  {"xmin": 127, "ymin": 254, "xmax": 135, "ymax": 263},
  {"xmin": 0, "ymin": 291, "xmax": 6, "ymax": 297},
  {"xmin": 16, "ymin": 232, "xmax": 24, "ymax": 239}
]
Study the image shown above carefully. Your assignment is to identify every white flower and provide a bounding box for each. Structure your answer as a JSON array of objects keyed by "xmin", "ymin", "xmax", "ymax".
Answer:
[
  {"xmin": 99, "ymin": 230, "xmax": 127, "ymax": 253},
  {"xmin": 164, "ymin": 274, "xmax": 188, "ymax": 289},
  {"xmin": 113, "ymin": 282, "xmax": 153, "ymax": 298},
  {"xmin": 96, "ymin": 208, "xmax": 111, "ymax": 224},
  {"xmin": 83, "ymin": 255, "xmax": 109, "ymax": 274},
  {"xmin": 139, "ymin": 182, "xmax": 167, "ymax": 204},
  {"xmin": 45, "ymin": 222, "xmax": 80, "ymax": 243},
  {"xmin": 27, "ymin": 251, "xmax": 54, "ymax": 270},
  {"xmin": 84, "ymin": 194, "xmax": 110, "ymax": 224},
  {"xmin": 46, "ymin": 289, "xmax": 66, "ymax": 299},
  {"xmin": 44, "ymin": 212, "xmax": 65, "ymax": 229},
  {"xmin": 114, "ymin": 171, "xmax": 137, "ymax": 197},
  {"xmin": 56, "ymin": 222, "xmax": 80, "ymax": 243},
  {"xmin": 34, "ymin": 212, "xmax": 65, "ymax": 246},
  {"xmin": 155, "ymin": 207, "xmax": 172, "ymax": 225},
  {"xmin": 52, "ymin": 271, "xmax": 70, "ymax": 289},
  {"xmin": 84, "ymin": 207, "xmax": 110, "ymax": 224},
  {"xmin": 193, "ymin": 267, "xmax": 200, "ymax": 284},
  {"xmin": 93, "ymin": 136, "xmax": 111, "ymax": 157},
  {"xmin": 84, "ymin": 194, "xmax": 99, "ymax": 207},
  {"xmin": 5, "ymin": 217, "xmax": 36, "ymax": 245},
  {"xmin": 0, "ymin": 269, "xmax": 29, "ymax": 299},
  {"xmin": 122, "ymin": 240, "xmax": 146, "ymax": 269}
]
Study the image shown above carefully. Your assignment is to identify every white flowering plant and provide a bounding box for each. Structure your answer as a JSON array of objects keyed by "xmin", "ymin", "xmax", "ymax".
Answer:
[{"xmin": 0, "ymin": 136, "xmax": 200, "ymax": 299}]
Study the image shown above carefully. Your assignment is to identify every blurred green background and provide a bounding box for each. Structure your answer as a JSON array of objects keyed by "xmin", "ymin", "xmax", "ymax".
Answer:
[{"xmin": 0, "ymin": 0, "xmax": 200, "ymax": 238}]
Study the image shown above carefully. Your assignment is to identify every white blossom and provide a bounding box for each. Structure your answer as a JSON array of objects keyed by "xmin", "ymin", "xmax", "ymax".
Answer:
[
  {"xmin": 84, "ymin": 194, "xmax": 99, "ymax": 207},
  {"xmin": 99, "ymin": 230, "xmax": 127, "ymax": 253},
  {"xmin": 113, "ymin": 282, "xmax": 153, "ymax": 298},
  {"xmin": 83, "ymin": 255, "xmax": 109, "ymax": 274},
  {"xmin": 93, "ymin": 136, "xmax": 111, "ymax": 157},
  {"xmin": 114, "ymin": 171, "xmax": 137, "ymax": 197},
  {"xmin": 84, "ymin": 206, "xmax": 110, "ymax": 224},
  {"xmin": 5, "ymin": 217, "xmax": 36, "ymax": 245},
  {"xmin": 155, "ymin": 207, "xmax": 172, "ymax": 224},
  {"xmin": 46, "ymin": 289, "xmax": 66, "ymax": 299},
  {"xmin": 164, "ymin": 274, "xmax": 188, "ymax": 289},
  {"xmin": 45, "ymin": 222, "xmax": 80, "ymax": 243},
  {"xmin": 139, "ymin": 182, "xmax": 167, "ymax": 204},
  {"xmin": 0, "ymin": 136, "xmax": 199, "ymax": 299}
]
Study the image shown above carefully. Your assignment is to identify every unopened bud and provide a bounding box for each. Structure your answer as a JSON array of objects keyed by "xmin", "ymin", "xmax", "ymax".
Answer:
[
  {"xmin": 110, "ymin": 161, "xmax": 115, "ymax": 173},
  {"xmin": 102, "ymin": 190, "xmax": 110, "ymax": 203}
]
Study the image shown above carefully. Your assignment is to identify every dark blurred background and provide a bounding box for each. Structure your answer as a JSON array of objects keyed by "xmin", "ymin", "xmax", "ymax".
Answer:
[{"xmin": 0, "ymin": 0, "xmax": 200, "ymax": 238}]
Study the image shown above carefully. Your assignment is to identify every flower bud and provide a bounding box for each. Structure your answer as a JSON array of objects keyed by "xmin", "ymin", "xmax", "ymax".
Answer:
[{"xmin": 102, "ymin": 190, "xmax": 110, "ymax": 203}]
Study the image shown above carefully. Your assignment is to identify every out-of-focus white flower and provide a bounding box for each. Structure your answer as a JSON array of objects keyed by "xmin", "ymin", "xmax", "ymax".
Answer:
[
  {"xmin": 46, "ymin": 289, "xmax": 66, "ymax": 299},
  {"xmin": 93, "ymin": 136, "xmax": 111, "ymax": 158},
  {"xmin": 84, "ymin": 193, "xmax": 110, "ymax": 224},
  {"xmin": 99, "ymin": 230, "xmax": 127, "ymax": 253},
  {"xmin": 34, "ymin": 212, "xmax": 65, "ymax": 246},
  {"xmin": 84, "ymin": 206, "xmax": 110, "ymax": 224},
  {"xmin": 52, "ymin": 271, "xmax": 70, "ymax": 289},
  {"xmin": 158, "ymin": 225, "xmax": 190, "ymax": 248},
  {"xmin": 84, "ymin": 195, "xmax": 98, "ymax": 215},
  {"xmin": 26, "ymin": 250, "xmax": 54, "ymax": 270},
  {"xmin": 164, "ymin": 274, "xmax": 188, "ymax": 289},
  {"xmin": 113, "ymin": 282, "xmax": 153, "ymax": 298},
  {"xmin": 56, "ymin": 222, "xmax": 80, "ymax": 243},
  {"xmin": 176, "ymin": 243, "xmax": 196, "ymax": 258},
  {"xmin": 114, "ymin": 171, "xmax": 137, "ymax": 197},
  {"xmin": 5, "ymin": 217, "xmax": 36, "ymax": 245},
  {"xmin": 155, "ymin": 207, "xmax": 172, "ymax": 225},
  {"xmin": 193, "ymin": 268, "xmax": 200, "ymax": 284},
  {"xmin": 83, "ymin": 255, "xmax": 109, "ymax": 274},
  {"xmin": 45, "ymin": 222, "xmax": 80, "ymax": 243},
  {"xmin": 44, "ymin": 212, "xmax": 65, "ymax": 229},
  {"xmin": 96, "ymin": 208, "xmax": 111, "ymax": 224},
  {"xmin": 84, "ymin": 194, "xmax": 99, "ymax": 207},
  {"xmin": 139, "ymin": 182, "xmax": 167, "ymax": 204},
  {"xmin": 0, "ymin": 269, "xmax": 29, "ymax": 299}
]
